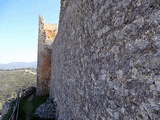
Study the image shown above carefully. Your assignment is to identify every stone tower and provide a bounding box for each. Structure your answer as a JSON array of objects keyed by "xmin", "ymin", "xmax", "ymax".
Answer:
[{"xmin": 37, "ymin": 16, "xmax": 57, "ymax": 96}]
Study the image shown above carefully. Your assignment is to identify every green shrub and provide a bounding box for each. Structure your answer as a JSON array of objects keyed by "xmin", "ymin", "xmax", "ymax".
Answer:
[{"xmin": 18, "ymin": 94, "xmax": 49, "ymax": 120}]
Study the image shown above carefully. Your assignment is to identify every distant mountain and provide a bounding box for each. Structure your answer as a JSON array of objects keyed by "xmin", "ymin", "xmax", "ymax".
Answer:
[{"xmin": 0, "ymin": 62, "xmax": 37, "ymax": 70}]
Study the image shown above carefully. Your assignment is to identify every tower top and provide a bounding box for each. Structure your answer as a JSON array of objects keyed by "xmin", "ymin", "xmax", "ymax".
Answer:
[
  {"xmin": 39, "ymin": 15, "xmax": 45, "ymax": 30},
  {"xmin": 39, "ymin": 15, "xmax": 44, "ymax": 23}
]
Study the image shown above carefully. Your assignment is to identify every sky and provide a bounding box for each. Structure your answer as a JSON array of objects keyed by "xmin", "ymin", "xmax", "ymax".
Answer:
[{"xmin": 0, "ymin": 0, "xmax": 60, "ymax": 64}]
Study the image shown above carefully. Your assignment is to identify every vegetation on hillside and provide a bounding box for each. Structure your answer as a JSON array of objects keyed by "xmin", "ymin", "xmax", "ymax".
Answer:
[{"xmin": 0, "ymin": 68, "xmax": 36, "ymax": 113}]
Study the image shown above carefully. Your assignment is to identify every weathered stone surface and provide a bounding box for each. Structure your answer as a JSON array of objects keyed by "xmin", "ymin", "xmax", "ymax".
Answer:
[
  {"xmin": 1, "ymin": 100, "xmax": 14, "ymax": 119},
  {"xmin": 37, "ymin": 16, "xmax": 57, "ymax": 96},
  {"xmin": 34, "ymin": 99, "xmax": 56, "ymax": 120},
  {"xmin": 50, "ymin": 0, "xmax": 160, "ymax": 120}
]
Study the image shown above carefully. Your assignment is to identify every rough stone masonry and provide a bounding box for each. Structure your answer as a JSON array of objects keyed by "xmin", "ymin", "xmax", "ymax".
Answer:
[
  {"xmin": 37, "ymin": 16, "xmax": 57, "ymax": 96},
  {"xmin": 50, "ymin": 0, "xmax": 160, "ymax": 119}
]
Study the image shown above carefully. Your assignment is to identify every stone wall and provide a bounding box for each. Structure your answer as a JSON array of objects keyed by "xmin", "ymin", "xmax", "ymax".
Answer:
[
  {"xmin": 37, "ymin": 16, "xmax": 57, "ymax": 96},
  {"xmin": 50, "ymin": 0, "xmax": 160, "ymax": 119}
]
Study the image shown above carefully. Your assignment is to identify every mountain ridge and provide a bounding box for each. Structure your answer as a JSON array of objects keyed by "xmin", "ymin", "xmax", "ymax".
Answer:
[{"xmin": 0, "ymin": 62, "xmax": 37, "ymax": 70}]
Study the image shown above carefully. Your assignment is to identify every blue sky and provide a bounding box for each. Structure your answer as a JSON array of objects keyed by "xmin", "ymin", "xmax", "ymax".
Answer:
[{"xmin": 0, "ymin": 0, "xmax": 60, "ymax": 63}]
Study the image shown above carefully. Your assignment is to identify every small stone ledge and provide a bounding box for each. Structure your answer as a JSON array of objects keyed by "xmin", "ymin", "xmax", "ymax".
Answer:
[{"xmin": 34, "ymin": 98, "xmax": 57, "ymax": 120}]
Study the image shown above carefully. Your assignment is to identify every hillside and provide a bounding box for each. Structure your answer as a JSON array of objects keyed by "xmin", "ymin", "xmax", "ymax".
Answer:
[
  {"xmin": 0, "ymin": 62, "xmax": 37, "ymax": 70},
  {"xmin": 0, "ymin": 69, "xmax": 36, "ymax": 113}
]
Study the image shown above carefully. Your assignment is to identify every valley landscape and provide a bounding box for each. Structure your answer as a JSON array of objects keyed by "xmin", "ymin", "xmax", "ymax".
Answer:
[{"xmin": 0, "ymin": 62, "xmax": 37, "ymax": 115}]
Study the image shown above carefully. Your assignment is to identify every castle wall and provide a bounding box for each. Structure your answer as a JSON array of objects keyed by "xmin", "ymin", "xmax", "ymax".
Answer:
[
  {"xmin": 50, "ymin": 0, "xmax": 160, "ymax": 119},
  {"xmin": 37, "ymin": 16, "xmax": 57, "ymax": 96}
]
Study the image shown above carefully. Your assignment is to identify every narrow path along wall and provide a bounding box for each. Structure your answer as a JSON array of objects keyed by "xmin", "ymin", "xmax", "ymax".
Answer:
[
  {"xmin": 37, "ymin": 16, "xmax": 57, "ymax": 96},
  {"xmin": 50, "ymin": 0, "xmax": 160, "ymax": 119}
]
